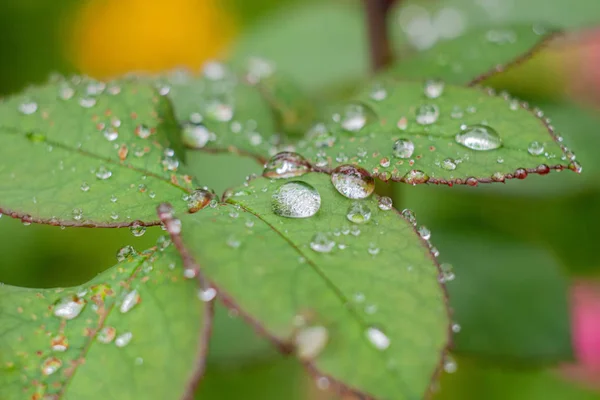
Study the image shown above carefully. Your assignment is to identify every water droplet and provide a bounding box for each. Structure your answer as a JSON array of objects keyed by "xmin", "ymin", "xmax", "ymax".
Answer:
[
  {"xmin": 418, "ymin": 225, "xmax": 431, "ymax": 240},
  {"xmin": 198, "ymin": 287, "xmax": 217, "ymax": 302},
  {"xmin": 295, "ymin": 326, "xmax": 328, "ymax": 360},
  {"xmin": 308, "ymin": 123, "xmax": 336, "ymax": 148},
  {"xmin": 182, "ymin": 123, "xmax": 212, "ymax": 148},
  {"xmin": 110, "ymin": 195, "xmax": 118, "ymax": 203},
  {"xmin": 340, "ymin": 104, "xmax": 371, "ymax": 132},
  {"xmin": 116, "ymin": 245, "xmax": 137, "ymax": 262},
  {"xmin": 226, "ymin": 235, "xmax": 241, "ymax": 248},
  {"xmin": 272, "ymin": 181, "xmax": 321, "ymax": 218},
  {"xmin": 403, "ymin": 169, "xmax": 429, "ymax": 184},
  {"xmin": 569, "ymin": 160, "xmax": 583, "ymax": 173},
  {"xmin": 366, "ymin": 327, "xmax": 390, "ymax": 350},
  {"xmin": 450, "ymin": 106, "xmax": 463, "ymax": 119},
  {"xmin": 263, "ymin": 152, "xmax": 311, "ymax": 179},
  {"xmin": 51, "ymin": 334, "xmax": 69, "ymax": 352},
  {"xmin": 135, "ymin": 124, "xmax": 151, "ymax": 139},
  {"xmin": 379, "ymin": 157, "xmax": 390, "ymax": 168},
  {"xmin": 246, "ymin": 57, "xmax": 276, "ymax": 84},
  {"xmin": 54, "ymin": 296, "xmax": 86, "ymax": 319},
  {"xmin": 103, "ymin": 128, "xmax": 118, "ymax": 142},
  {"xmin": 401, "ymin": 209, "xmax": 417, "ymax": 225},
  {"xmin": 440, "ymin": 262, "xmax": 455, "ymax": 282},
  {"xmin": 130, "ymin": 221, "xmax": 146, "ymax": 237},
  {"xmin": 378, "ymin": 196, "xmax": 393, "ymax": 211},
  {"xmin": 41, "ymin": 357, "xmax": 62, "ymax": 375},
  {"xmin": 95, "ymin": 165, "xmax": 112, "ymax": 180},
  {"xmin": 527, "ymin": 141, "xmax": 544, "ymax": 156},
  {"xmin": 370, "ymin": 84, "xmax": 387, "ymax": 101},
  {"xmin": 310, "ymin": 233, "xmax": 335, "ymax": 253},
  {"xmin": 162, "ymin": 150, "xmax": 180, "ymax": 171},
  {"xmin": 368, "ymin": 243, "xmax": 380, "ymax": 255},
  {"xmin": 72, "ymin": 208, "xmax": 83, "ymax": 221},
  {"xmin": 455, "ymin": 125, "xmax": 502, "ymax": 151},
  {"xmin": 187, "ymin": 189, "xmax": 214, "ymax": 213},
  {"xmin": 97, "ymin": 326, "xmax": 117, "ymax": 343},
  {"xmin": 486, "ymin": 29, "xmax": 517, "ymax": 45},
  {"xmin": 452, "ymin": 323, "xmax": 461, "ymax": 333},
  {"xmin": 80, "ymin": 182, "xmax": 90, "ymax": 192},
  {"xmin": 443, "ymin": 354, "xmax": 457, "ymax": 373},
  {"xmin": 346, "ymin": 202, "xmax": 372, "ymax": 224},
  {"xmin": 424, "ymin": 80, "xmax": 444, "ymax": 99},
  {"xmin": 59, "ymin": 85, "xmax": 75, "ymax": 100},
  {"xmin": 440, "ymin": 158, "xmax": 457, "ymax": 171},
  {"xmin": 79, "ymin": 97, "xmax": 96, "ymax": 108},
  {"xmin": 120, "ymin": 290, "xmax": 140, "ymax": 313},
  {"xmin": 393, "ymin": 138, "xmax": 415, "ymax": 159},
  {"xmin": 115, "ymin": 332, "xmax": 133, "ymax": 347},
  {"xmin": 19, "ymin": 101, "xmax": 38, "ymax": 115},
  {"xmin": 331, "ymin": 165, "xmax": 375, "ymax": 199},
  {"xmin": 204, "ymin": 101, "xmax": 234, "ymax": 122},
  {"xmin": 416, "ymin": 104, "xmax": 439, "ymax": 125}
]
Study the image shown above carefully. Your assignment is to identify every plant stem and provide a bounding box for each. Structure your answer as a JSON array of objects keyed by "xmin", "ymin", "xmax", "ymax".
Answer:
[{"xmin": 363, "ymin": 0, "xmax": 396, "ymax": 72}]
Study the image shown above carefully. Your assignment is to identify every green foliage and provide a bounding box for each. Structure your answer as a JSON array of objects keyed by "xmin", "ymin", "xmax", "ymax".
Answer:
[{"xmin": 0, "ymin": 3, "xmax": 593, "ymax": 400}]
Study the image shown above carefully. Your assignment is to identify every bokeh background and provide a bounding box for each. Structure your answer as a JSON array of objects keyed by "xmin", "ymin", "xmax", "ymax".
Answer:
[{"xmin": 1, "ymin": 0, "xmax": 600, "ymax": 398}]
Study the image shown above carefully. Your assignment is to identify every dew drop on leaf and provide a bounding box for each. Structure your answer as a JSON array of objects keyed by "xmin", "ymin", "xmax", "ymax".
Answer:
[
  {"xmin": 424, "ymin": 80, "xmax": 444, "ymax": 99},
  {"xmin": 272, "ymin": 181, "xmax": 321, "ymax": 218},
  {"xmin": 366, "ymin": 327, "xmax": 390, "ymax": 350},
  {"xmin": 116, "ymin": 245, "xmax": 137, "ymax": 262},
  {"xmin": 378, "ymin": 196, "xmax": 393, "ymax": 211},
  {"xmin": 54, "ymin": 296, "xmax": 86, "ymax": 320},
  {"xmin": 120, "ymin": 289, "xmax": 140, "ymax": 313},
  {"xmin": 527, "ymin": 141, "xmax": 544, "ymax": 156},
  {"xmin": 19, "ymin": 101, "xmax": 38, "ymax": 115},
  {"xmin": 198, "ymin": 287, "xmax": 217, "ymax": 302},
  {"xmin": 263, "ymin": 152, "xmax": 311, "ymax": 179},
  {"xmin": 135, "ymin": 124, "xmax": 151, "ymax": 139},
  {"xmin": 392, "ymin": 138, "xmax": 415, "ymax": 159},
  {"xmin": 340, "ymin": 104, "xmax": 371, "ymax": 132},
  {"xmin": 130, "ymin": 221, "xmax": 146, "ymax": 237},
  {"xmin": 418, "ymin": 225, "xmax": 431, "ymax": 240},
  {"xmin": 310, "ymin": 232, "xmax": 335, "ymax": 253},
  {"xmin": 415, "ymin": 104, "xmax": 439, "ymax": 125},
  {"xmin": 403, "ymin": 169, "xmax": 429, "ymax": 185},
  {"xmin": 370, "ymin": 84, "xmax": 387, "ymax": 101},
  {"xmin": 51, "ymin": 334, "xmax": 69, "ymax": 352},
  {"xmin": 226, "ymin": 235, "xmax": 241, "ymax": 249},
  {"xmin": 97, "ymin": 327, "xmax": 117, "ymax": 344},
  {"xmin": 115, "ymin": 332, "xmax": 133, "ymax": 347},
  {"xmin": 182, "ymin": 123, "xmax": 212, "ymax": 148},
  {"xmin": 72, "ymin": 208, "xmax": 83, "ymax": 221},
  {"xmin": 103, "ymin": 128, "xmax": 118, "ymax": 142},
  {"xmin": 80, "ymin": 182, "xmax": 90, "ymax": 192},
  {"xmin": 331, "ymin": 165, "xmax": 375, "ymax": 199},
  {"xmin": 41, "ymin": 357, "xmax": 62, "ymax": 375},
  {"xmin": 308, "ymin": 123, "xmax": 336, "ymax": 148},
  {"xmin": 187, "ymin": 189, "xmax": 214, "ymax": 213},
  {"xmin": 368, "ymin": 243, "xmax": 380, "ymax": 255},
  {"xmin": 295, "ymin": 326, "xmax": 328, "ymax": 360},
  {"xmin": 443, "ymin": 354, "xmax": 458, "ymax": 373},
  {"xmin": 95, "ymin": 165, "xmax": 112, "ymax": 180},
  {"xmin": 439, "ymin": 262, "xmax": 455, "ymax": 283},
  {"xmin": 79, "ymin": 97, "xmax": 96, "ymax": 108},
  {"xmin": 455, "ymin": 124, "xmax": 502, "ymax": 151},
  {"xmin": 346, "ymin": 202, "xmax": 372, "ymax": 224},
  {"xmin": 440, "ymin": 158, "xmax": 457, "ymax": 171},
  {"xmin": 452, "ymin": 323, "xmax": 461, "ymax": 333}
]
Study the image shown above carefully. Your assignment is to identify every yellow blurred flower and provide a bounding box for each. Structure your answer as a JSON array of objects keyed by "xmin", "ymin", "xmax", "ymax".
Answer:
[{"xmin": 67, "ymin": 0, "xmax": 236, "ymax": 78}]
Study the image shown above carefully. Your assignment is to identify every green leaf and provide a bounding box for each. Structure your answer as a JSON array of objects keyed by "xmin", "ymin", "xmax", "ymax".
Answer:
[
  {"xmin": 160, "ymin": 63, "xmax": 314, "ymax": 160},
  {"xmin": 0, "ymin": 243, "xmax": 211, "ymax": 400},
  {"xmin": 434, "ymin": 356, "xmax": 599, "ymax": 400},
  {"xmin": 0, "ymin": 76, "xmax": 195, "ymax": 227},
  {"xmin": 385, "ymin": 25, "xmax": 555, "ymax": 85},
  {"xmin": 167, "ymin": 172, "xmax": 450, "ymax": 400},
  {"xmin": 297, "ymin": 81, "xmax": 576, "ymax": 185}
]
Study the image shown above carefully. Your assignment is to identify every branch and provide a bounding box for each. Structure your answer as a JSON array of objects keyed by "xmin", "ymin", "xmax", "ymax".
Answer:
[{"xmin": 363, "ymin": 0, "xmax": 396, "ymax": 72}]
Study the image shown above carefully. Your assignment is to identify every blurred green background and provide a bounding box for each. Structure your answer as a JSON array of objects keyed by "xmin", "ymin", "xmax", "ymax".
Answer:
[{"xmin": 1, "ymin": 0, "xmax": 600, "ymax": 398}]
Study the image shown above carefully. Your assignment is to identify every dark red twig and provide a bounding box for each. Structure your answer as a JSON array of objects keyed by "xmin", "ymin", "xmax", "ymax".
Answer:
[{"xmin": 363, "ymin": 0, "xmax": 396, "ymax": 72}]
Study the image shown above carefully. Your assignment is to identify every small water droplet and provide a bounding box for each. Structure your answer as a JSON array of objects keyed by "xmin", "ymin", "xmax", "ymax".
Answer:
[
  {"xmin": 310, "ymin": 233, "xmax": 335, "ymax": 253},
  {"xmin": 440, "ymin": 262, "xmax": 455, "ymax": 282},
  {"xmin": 182, "ymin": 123, "xmax": 213, "ymax": 148},
  {"xmin": 95, "ymin": 165, "xmax": 112, "ymax": 180},
  {"xmin": 370, "ymin": 84, "xmax": 387, "ymax": 101},
  {"xmin": 368, "ymin": 243, "xmax": 380, "ymax": 255},
  {"xmin": 401, "ymin": 209, "xmax": 417, "ymax": 225},
  {"xmin": 130, "ymin": 221, "xmax": 146, "ymax": 237},
  {"xmin": 80, "ymin": 182, "xmax": 90, "ymax": 192},
  {"xmin": 440, "ymin": 158, "xmax": 457, "ymax": 171},
  {"xmin": 79, "ymin": 97, "xmax": 96, "ymax": 108},
  {"xmin": 295, "ymin": 326, "xmax": 328, "ymax": 360},
  {"xmin": 97, "ymin": 326, "xmax": 117, "ymax": 343},
  {"xmin": 19, "ymin": 101, "xmax": 38, "ymax": 115},
  {"xmin": 119, "ymin": 290, "xmax": 140, "ymax": 313},
  {"xmin": 72, "ymin": 208, "xmax": 83, "ymax": 221},
  {"xmin": 103, "ymin": 128, "xmax": 118, "ymax": 142},
  {"xmin": 424, "ymin": 80, "xmax": 444, "ymax": 99},
  {"xmin": 331, "ymin": 165, "xmax": 375, "ymax": 199},
  {"xmin": 392, "ymin": 138, "xmax": 415, "ymax": 159},
  {"xmin": 135, "ymin": 124, "xmax": 151, "ymax": 139},
  {"xmin": 346, "ymin": 202, "xmax": 372, "ymax": 224},
  {"xmin": 59, "ymin": 85, "xmax": 75, "ymax": 100},
  {"xmin": 272, "ymin": 181, "xmax": 321, "ymax": 218},
  {"xmin": 416, "ymin": 104, "xmax": 439, "ymax": 125},
  {"xmin": 443, "ymin": 354, "xmax": 457, "ymax": 373},
  {"xmin": 379, "ymin": 157, "xmax": 391, "ymax": 168},
  {"xmin": 455, "ymin": 124, "xmax": 502, "ymax": 151},
  {"xmin": 366, "ymin": 327, "xmax": 390, "ymax": 350},
  {"xmin": 340, "ymin": 104, "xmax": 371, "ymax": 132},
  {"xmin": 263, "ymin": 152, "xmax": 311, "ymax": 179},
  {"xmin": 226, "ymin": 235, "xmax": 241, "ymax": 248},
  {"xmin": 308, "ymin": 123, "xmax": 336, "ymax": 148},
  {"xmin": 378, "ymin": 196, "xmax": 393, "ymax": 211},
  {"xmin": 41, "ymin": 357, "xmax": 62, "ymax": 375},
  {"xmin": 452, "ymin": 323, "xmax": 461, "ymax": 333},
  {"xmin": 116, "ymin": 245, "xmax": 137, "ymax": 262},
  {"xmin": 450, "ymin": 106, "xmax": 463, "ymax": 119},
  {"xmin": 51, "ymin": 334, "xmax": 69, "ymax": 352},
  {"xmin": 115, "ymin": 332, "xmax": 133, "ymax": 347},
  {"xmin": 527, "ymin": 141, "xmax": 544, "ymax": 156},
  {"xmin": 403, "ymin": 169, "xmax": 429, "ymax": 184},
  {"xmin": 486, "ymin": 29, "xmax": 517, "ymax": 45},
  {"xmin": 418, "ymin": 225, "xmax": 431, "ymax": 240},
  {"xmin": 54, "ymin": 296, "xmax": 86, "ymax": 319},
  {"xmin": 187, "ymin": 189, "xmax": 214, "ymax": 213},
  {"xmin": 198, "ymin": 287, "xmax": 217, "ymax": 302}
]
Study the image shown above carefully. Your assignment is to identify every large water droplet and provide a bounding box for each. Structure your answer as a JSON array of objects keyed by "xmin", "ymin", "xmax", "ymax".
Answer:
[
  {"xmin": 310, "ymin": 233, "xmax": 335, "ymax": 253},
  {"xmin": 527, "ymin": 141, "xmax": 544, "ymax": 156},
  {"xmin": 272, "ymin": 181, "xmax": 321, "ymax": 218},
  {"xmin": 188, "ymin": 189, "xmax": 214, "ymax": 213},
  {"xmin": 54, "ymin": 296, "xmax": 86, "ymax": 319},
  {"xmin": 120, "ymin": 289, "xmax": 140, "ymax": 313},
  {"xmin": 378, "ymin": 196, "xmax": 393, "ymax": 211},
  {"xmin": 331, "ymin": 165, "xmax": 375, "ymax": 199},
  {"xmin": 392, "ymin": 138, "xmax": 415, "ymax": 159},
  {"xmin": 346, "ymin": 202, "xmax": 372, "ymax": 224},
  {"xmin": 455, "ymin": 124, "xmax": 502, "ymax": 151},
  {"xmin": 295, "ymin": 326, "xmax": 328, "ymax": 360},
  {"xmin": 263, "ymin": 152, "xmax": 311, "ymax": 179},
  {"xmin": 415, "ymin": 104, "xmax": 439, "ymax": 125},
  {"xmin": 366, "ymin": 327, "xmax": 390, "ymax": 350}
]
